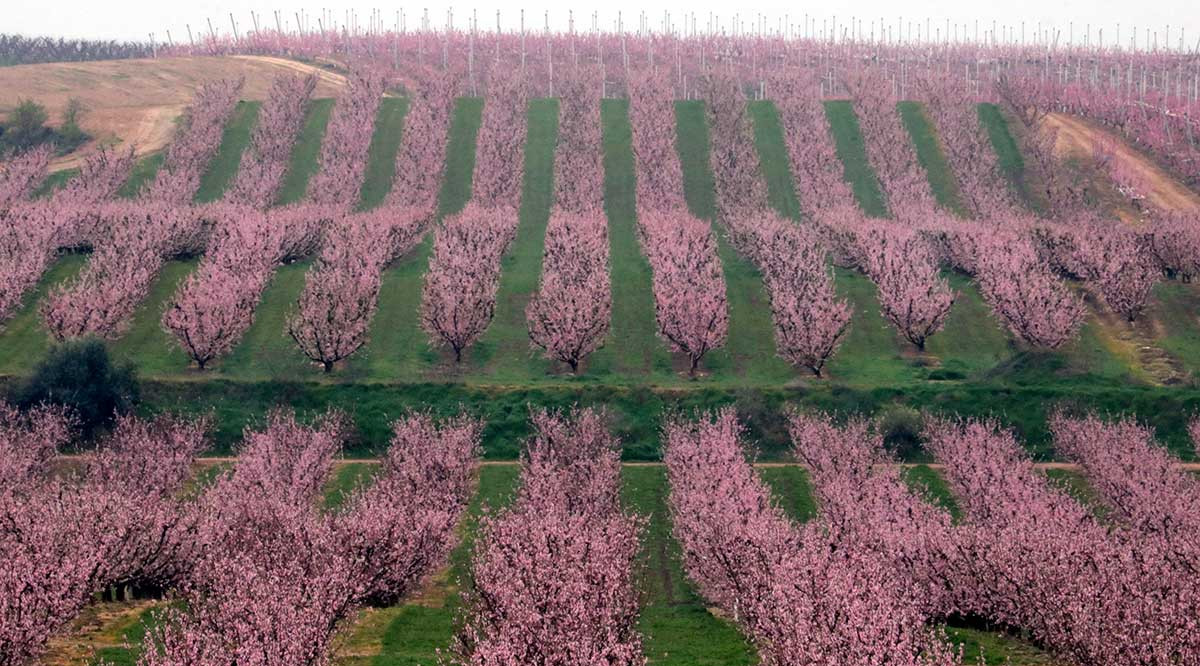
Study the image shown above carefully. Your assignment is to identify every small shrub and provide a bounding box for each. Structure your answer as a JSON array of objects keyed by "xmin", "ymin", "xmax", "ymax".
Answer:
[
  {"xmin": 876, "ymin": 404, "xmax": 925, "ymax": 461},
  {"xmin": 12, "ymin": 338, "xmax": 138, "ymax": 439}
]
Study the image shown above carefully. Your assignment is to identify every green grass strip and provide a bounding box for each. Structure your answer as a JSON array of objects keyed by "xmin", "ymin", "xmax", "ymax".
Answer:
[
  {"xmin": 824, "ymin": 100, "xmax": 889, "ymax": 217},
  {"xmin": 369, "ymin": 464, "xmax": 521, "ymax": 665},
  {"xmin": 217, "ymin": 259, "xmax": 315, "ymax": 378},
  {"xmin": 748, "ymin": 100, "xmax": 804, "ymax": 221},
  {"xmin": 469, "ymin": 98, "xmax": 559, "ymax": 380},
  {"xmin": 108, "ymin": 259, "xmax": 197, "ymax": 376},
  {"xmin": 276, "ymin": 98, "xmax": 335, "ymax": 205},
  {"xmin": 116, "ymin": 153, "xmax": 164, "ymax": 199},
  {"xmin": 898, "ymin": 101, "xmax": 967, "ymax": 216},
  {"xmin": 586, "ymin": 98, "xmax": 674, "ymax": 381},
  {"xmin": 357, "ymin": 97, "xmax": 410, "ymax": 211},
  {"xmin": 194, "ymin": 100, "xmax": 261, "ymax": 203},
  {"xmin": 673, "ymin": 100, "xmax": 794, "ymax": 384},
  {"xmin": 621, "ymin": 464, "xmax": 757, "ymax": 665},
  {"xmin": 352, "ymin": 97, "xmax": 484, "ymax": 381},
  {"xmin": 0, "ymin": 254, "xmax": 87, "ymax": 374}
]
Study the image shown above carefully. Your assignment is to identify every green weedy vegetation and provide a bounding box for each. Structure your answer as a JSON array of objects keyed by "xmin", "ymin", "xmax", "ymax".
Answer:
[
  {"xmin": 357, "ymin": 98, "xmax": 410, "ymax": 211},
  {"xmin": 194, "ymin": 101, "xmax": 261, "ymax": 203},
  {"xmin": 276, "ymin": 98, "xmax": 336, "ymax": 205}
]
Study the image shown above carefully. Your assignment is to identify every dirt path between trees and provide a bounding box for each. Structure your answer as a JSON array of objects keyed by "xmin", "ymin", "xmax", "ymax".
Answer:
[{"xmin": 1044, "ymin": 112, "xmax": 1200, "ymax": 214}]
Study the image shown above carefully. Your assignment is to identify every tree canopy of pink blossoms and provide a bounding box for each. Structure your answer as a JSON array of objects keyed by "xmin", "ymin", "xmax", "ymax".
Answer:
[
  {"xmin": 41, "ymin": 202, "xmax": 208, "ymax": 341},
  {"xmin": 970, "ymin": 223, "xmax": 1086, "ymax": 348},
  {"xmin": 526, "ymin": 66, "xmax": 611, "ymax": 373},
  {"xmin": 1051, "ymin": 411, "xmax": 1200, "ymax": 575},
  {"xmin": 385, "ymin": 66, "xmax": 460, "ymax": 214},
  {"xmin": 226, "ymin": 73, "xmax": 318, "ymax": 209},
  {"xmin": 767, "ymin": 69, "xmax": 857, "ymax": 220},
  {"xmin": 164, "ymin": 203, "xmax": 336, "ymax": 369},
  {"xmin": 140, "ymin": 409, "xmax": 479, "ymax": 666},
  {"xmin": 421, "ymin": 204, "xmax": 516, "ymax": 363},
  {"xmin": 914, "ymin": 71, "xmax": 1018, "ymax": 218},
  {"xmin": 926, "ymin": 417, "xmax": 1200, "ymax": 664},
  {"xmin": 627, "ymin": 67, "xmax": 728, "ymax": 375},
  {"xmin": 451, "ymin": 407, "xmax": 645, "ymax": 665},
  {"xmin": 664, "ymin": 408, "xmax": 961, "ymax": 665},
  {"xmin": 305, "ymin": 69, "xmax": 387, "ymax": 209},
  {"xmin": 854, "ymin": 223, "xmax": 956, "ymax": 350},
  {"xmin": 1, "ymin": 409, "xmax": 208, "ymax": 666},
  {"xmin": 0, "ymin": 145, "xmax": 51, "ymax": 210},
  {"xmin": 845, "ymin": 67, "xmax": 939, "ymax": 224},
  {"xmin": 420, "ymin": 65, "xmax": 527, "ymax": 363}
]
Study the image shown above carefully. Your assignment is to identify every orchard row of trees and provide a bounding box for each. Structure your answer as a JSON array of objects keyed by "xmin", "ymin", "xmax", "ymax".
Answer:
[
  {"xmin": 666, "ymin": 406, "xmax": 1200, "ymax": 665},
  {"xmin": 4, "ymin": 56, "xmax": 1200, "ymax": 375},
  {"xmin": 0, "ymin": 404, "xmax": 480, "ymax": 666}
]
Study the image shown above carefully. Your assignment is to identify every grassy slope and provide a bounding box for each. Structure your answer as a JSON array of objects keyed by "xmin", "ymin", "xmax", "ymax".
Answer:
[
  {"xmin": 897, "ymin": 101, "xmax": 967, "ymax": 216},
  {"xmin": 276, "ymin": 98, "xmax": 336, "ymax": 205},
  {"xmin": 0, "ymin": 255, "xmax": 87, "ymax": 374},
  {"xmin": 586, "ymin": 99, "xmax": 674, "ymax": 381},
  {"xmin": 351, "ymin": 97, "xmax": 484, "ymax": 381},
  {"xmin": 466, "ymin": 98, "xmax": 559, "ymax": 380},
  {"xmin": 116, "ymin": 153, "xmax": 164, "ymax": 198},
  {"xmin": 357, "ymin": 98, "xmax": 410, "ymax": 211},
  {"xmin": 194, "ymin": 101, "xmax": 260, "ymax": 203},
  {"xmin": 674, "ymin": 100, "xmax": 794, "ymax": 384}
]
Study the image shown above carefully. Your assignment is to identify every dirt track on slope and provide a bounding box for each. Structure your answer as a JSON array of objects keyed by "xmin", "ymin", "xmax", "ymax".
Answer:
[
  {"xmin": 0, "ymin": 56, "xmax": 346, "ymax": 172},
  {"xmin": 1044, "ymin": 112, "xmax": 1200, "ymax": 214}
]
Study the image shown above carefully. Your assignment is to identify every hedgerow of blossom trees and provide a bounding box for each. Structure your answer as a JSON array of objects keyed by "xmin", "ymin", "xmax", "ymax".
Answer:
[
  {"xmin": 915, "ymin": 72, "xmax": 1017, "ymax": 218},
  {"xmin": 526, "ymin": 66, "xmax": 612, "ymax": 373},
  {"xmin": 1, "ymin": 409, "xmax": 208, "ymax": 666},
  {"xmin": 140, "ymin": 409, "xmax": 479, "ymax": 665},
  {"xmin": 385, "ymin": 66, "xmax": 459, "ymax": 213},
  {"xmin": 451, "ymin": 407, "xmax": 644, "ymax": 665},
  {"xmin": 1051, "ymin": 412, "xmax": 1200, "ymax": 575},
  {"xmin": 305, "ymin": 68, "xmax": 387, "ymax": 208},
  {"xmin": 41, "ymin": 202, "xmax": 208, "ymax": 341},
  {"xmin": 226, "ymin": 73, "xmax": 318, "ymax": 209},
  {"xmin": 845, "ymin": 68, "xmax": 938, "ymax": 223},
  {"xmin": 664, "ymin": 408, "xmax": 962, "ymax": 665},
  {"xmin": 421, "ymin": 66, "xmax": 528, "ymax": 362},
  {"xmin": 926, "ymin": 417, "xmax": 1200, "ymax": 664},
  {"xmin": 766, "ymin": 70, "xmax": 857, "ymax": 220},
  {"xmin": 627, "ymin": 68, "xmax": 727, "ymax": 375},
  {"xmin": 703, "ymin": 71, "xmax": 854, "ymax": 371}
]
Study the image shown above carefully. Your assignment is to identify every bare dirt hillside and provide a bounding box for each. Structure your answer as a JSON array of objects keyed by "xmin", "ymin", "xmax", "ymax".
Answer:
[
  {"xmin": 0, "ymin": 55, "xmax": 346, "ymax": 171},
  {"xmin": 1045, "ymin": 111, "xmax": 1200, "ymax": 214}
]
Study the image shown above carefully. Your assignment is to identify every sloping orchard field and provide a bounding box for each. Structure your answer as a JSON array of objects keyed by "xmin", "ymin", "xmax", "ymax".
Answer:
[{"xmin": 2, "ymin": 56, "xmax": 1199, "ymax": 458}]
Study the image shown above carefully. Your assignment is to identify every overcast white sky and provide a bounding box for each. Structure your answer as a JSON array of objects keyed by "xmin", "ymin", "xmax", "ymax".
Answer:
[{"xmin": 8, "ymin": 0, "xmax": 1199, "ymax": 51}]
